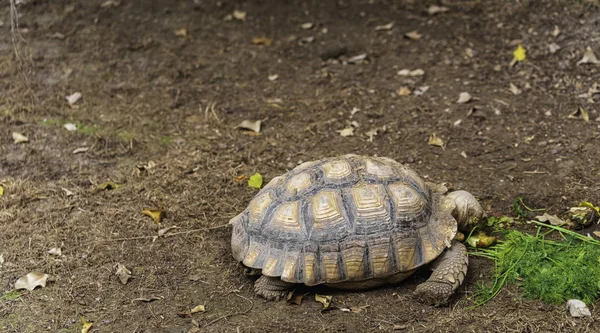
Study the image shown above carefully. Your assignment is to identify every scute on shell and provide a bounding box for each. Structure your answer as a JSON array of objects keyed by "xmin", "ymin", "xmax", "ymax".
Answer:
[{"xmin": 230, "ymin": 155, "xmax": 456, "ymax": 285}]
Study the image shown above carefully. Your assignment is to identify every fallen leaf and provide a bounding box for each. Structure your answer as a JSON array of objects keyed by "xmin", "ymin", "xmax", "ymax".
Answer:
[
  {"xmin": 48, "ymin": 248, "xmax": 62, "ymax": 256},
  {"xmin": 115, "ymin": 263, "xmax": 132, "ymax": 285},
  {"xmin": 238, "ymin": 120, "xmax": 261, "ymax": 133},
  {"xmin": 576, "ymin": 47, "xmax": 599, "ymax": 65},
  {"xmin": 340, "ymin": 305, "xmax": 370, "ymax": 313},
  {"xmin": 404, "ymin": 31, "xmax": 422, "ymax": 40},
  {"xmin": 396, "ymin": 86, "xmax": 412, "ymax": 96},
  {"xmin": 397, "ymin": 68, "xmax": 424, "ymax": 76},
  {"xmin": 348, "ymin": 53, "xmax": 367, "ymax": 63},
  {"xmin": 158, "ymin": 225, "xmax": 179, "ymax": 237},
  {"xmin": 365, "ymin": 128, "xmax": 378, "ymax": 142},
  {"xmin": 593, "ymin": 231, "xmax": 600, "ymax": 239},
  {"xmin": 548, "ymin": 43, "xmax": 561, "ymax": 54},
  {"xmin": 568, "ymin": 106, "xmax": 589, "ymax": 123},
  {"xmin": 567, "ymin": 299, "xmax": 591, "ymax": 317},
  {"xmin": 414, "ymin": 86, "xmax": 429, "ymax": 96},
  {"xmin": 428, "ymin": 133, "xmax": 445, "ymax": 148},
  {"xmin": 81, "ymin": 316, "xmax": 93, "ymax": 333},
  {"xmin": 579, "ymin": 201, "xmax": 600, "ymax": 214},
  {"xmin": 0, "ymin": 185, "xmax": 3, "ymax": 196},
  {"xmin": 509, "ymin": 83, "xmax": 522, "ymax": 95},
  {"xmin": 337, "ymin": 127, "xmax": 355, "ymax": 137},
  {"xmin": 551, "ymin": 25, "xmax": 560, "ymax": 37},
  {"xmin": 232, "ymin": 10, "xmax": 246, "ymax": 22},
  {"xmin": 465, "ymin": 48, "xmax": 474, "ymax": 58},
  {"xmin": 142, "ymin": 209, "xmax": 164, "ymax": 224},
  {"xmin": 133, "ymin": 296, "xmax": 163, "ymax": 302},
  {"xmin": 286, "ymin": 290, "xmax": 304, "ymax": 305},
  {"xmin": 427, "ymin": 5, "xmax": 449, "ymax": 15},
  {"xmin": 100, "ymin": 0, "xmax": 120, "ymax": 8},
  {"xmin": 513, "ymin": 44, "xmax": 527, "ymax": 62},
  {"xmin": 457, "ymin": 92, "xmax": 472, "ymax": 104},
  {"xmin": 300, "ymin": 22, "xmax": 314, "ymax": 30},
  {"xmin": 535, "ymin": 213, "xmax": 566, "ymax": 226},
  {"xmin": 315, "ymin": 294, "xmax": 332, "ymax": 309},
  {"xmin": 375, "ymin": 22, "xmax": 394, "ymax": 31},
  {"xmin": 251, "ymin": 37, "xmax": 272, "ymax": 46},
  {"xmin": 66, "ymin": 92, "xmax": 82, "ymax": 107},
  {"xmin": 234, "ymin": 175, "xmax": 248, "ymax": 183},
  {"xmin": 64, "ymin": 123, "xmax": 78, "ymax": 131},
  {"xmin": 264, "ymin": 97, "xmax": 283, "ymax": 105},
  {"xmin": 73, "ymin": 147, "xmax": 89, "ymax": 154},
  {"xmin": 96, "ymin": 182, "xmax": 122, "ymax": 191},
  {"xmin": 12, "ymin": 132, "xmax": 29, "ymax": 144},
  {"xmin": 175, "ymin": 28, "xmax": 188, "ymax": 37},
  {"xmin": 248, "ymin": 173, "xmax": 263, "ymax": 189},
  {"xmin": 268, "ymin": 74, "xmax": 279, "ymax": 81},
  {"xmin": 15, "ymin": 272, "xmax": 49, "ymax": 291},
  {"xmin": 191, "ymin": 304, "xmax": 206, "ymax": 313}
]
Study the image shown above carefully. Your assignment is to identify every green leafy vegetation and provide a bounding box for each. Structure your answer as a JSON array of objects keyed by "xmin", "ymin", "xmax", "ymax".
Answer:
[
  {"xmin": 471, "ymin": 221, "xmax": 600, "ymax": 308},
  {"xmin": 0, "ymin": 290, "xmax": 22, "ymax": 301}
]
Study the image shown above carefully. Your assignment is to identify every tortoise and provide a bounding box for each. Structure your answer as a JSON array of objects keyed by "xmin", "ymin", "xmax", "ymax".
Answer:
[{"xmin": 230, "ymin": 155, "xmax": 484, "ymax": 305}]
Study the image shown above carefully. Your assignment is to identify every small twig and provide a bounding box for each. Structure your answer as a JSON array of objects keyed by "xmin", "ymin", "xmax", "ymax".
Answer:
[
  {"xmin": 107, "ymin": 224, "xmax": 230, "ymax": 242},
  {"xmin": 202, "ymin": 292, "xmax": 254, "ymax": 328},
  {"xmin": 523, "ymin": 170, "xmax": 547, "ymax": 174}
]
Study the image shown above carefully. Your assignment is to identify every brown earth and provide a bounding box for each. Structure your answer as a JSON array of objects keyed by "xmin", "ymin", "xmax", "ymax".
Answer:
[{"xmin": 1, "ymin": 0, "xmax": 600, "ymax": 332}]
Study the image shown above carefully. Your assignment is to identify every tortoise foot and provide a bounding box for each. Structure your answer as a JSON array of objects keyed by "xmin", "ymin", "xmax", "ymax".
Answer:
[{"xmin": 254, "ymin": 275, "xmax": 293, "ymax": 301}]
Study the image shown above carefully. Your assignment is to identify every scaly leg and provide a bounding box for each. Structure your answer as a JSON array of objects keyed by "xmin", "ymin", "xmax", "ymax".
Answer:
[
  {"xmin": 413, "ymin": 241, "xmax": 468, "ymax": 306},
  {"xmin": 254, "ymin": 275, "xmax": 294, "ymax": 301}
]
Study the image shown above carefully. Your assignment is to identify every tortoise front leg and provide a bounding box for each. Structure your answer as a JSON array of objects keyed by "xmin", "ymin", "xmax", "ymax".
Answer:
[
  {"xmin": 413, "ymin": 241, "xmax": 468, "ymax": 306},
  {"xmin": 254, "ymin": 275, "xmax": 294, "ymax": 301}
]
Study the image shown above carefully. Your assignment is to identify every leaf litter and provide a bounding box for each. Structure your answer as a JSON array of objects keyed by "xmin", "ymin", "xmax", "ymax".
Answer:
[
  {"xmin": 142, "ymin": 209, "xmax": 164, "ymax": 224},
  {"xmin": 248, "ymin": 173, "xmax": 263, "ymax": 189},
  {"xmin": 115, "ymin": 263, "xmax": 132, "ymax": 284},
  {"xmin": 15, "ymin": 272, "xmax": 50, "ymax": 291}
]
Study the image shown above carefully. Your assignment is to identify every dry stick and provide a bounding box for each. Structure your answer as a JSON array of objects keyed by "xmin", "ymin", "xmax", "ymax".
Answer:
[{"xmin": 107, "ymin": 224, "xmax": 230, "ymax": 242}]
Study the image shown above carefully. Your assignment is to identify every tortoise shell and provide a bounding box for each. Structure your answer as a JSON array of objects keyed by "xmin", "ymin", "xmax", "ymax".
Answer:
[{"xmin": 230, "ymin": 155, "xmax": 457, "ymax": 286}]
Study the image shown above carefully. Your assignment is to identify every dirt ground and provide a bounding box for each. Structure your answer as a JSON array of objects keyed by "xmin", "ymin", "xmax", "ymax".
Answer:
[{"xmin": 1, "ymin": 0, "xmax": 600, "ymax": 332}]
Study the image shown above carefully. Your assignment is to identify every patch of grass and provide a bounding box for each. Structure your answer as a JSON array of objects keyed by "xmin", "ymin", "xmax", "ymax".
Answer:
[
  {"xmin": 0, "ymin": 290, "xmax": 22, "ymax": 301},
  {"xmin": 77, "ymin": 124, "xmax": 99, "ymax": 135},
  {"xmin": 39, "ymin": 118, "xmax": 63, "ymax": 127},
  {"xmin": 117, "ymin": 130, "xmax": 136, "ymax": 141},
  {"xmin": 471, "ymin": 221, "xmax": 600, "ymax": 307}
]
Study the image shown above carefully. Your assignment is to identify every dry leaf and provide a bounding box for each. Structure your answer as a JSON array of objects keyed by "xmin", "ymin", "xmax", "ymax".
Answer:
[
  {"xmin": 238, "ymin": 120, "xmax": 261, "ymax": 133},
  {"xmin": 133, "ymin": 296, "xmax": 163, "ymax": 302},
  {"xmin": 0, "ymin": 185, "xmax": 4, "ymax": 196},
  {"xmin": 427, "ymin": 5, "xmax": 449, "ymax": 15},
  {"xmin": 81, "ymin": 316, "xmax": 93, "ymax": 333},
  {"xmin": 568, "ymin": 107, "xmax": 589, "ymax": 123},
  {"xmin": 397, "ymin": 86, "xmax": 412, "ymax": 96},
  {"xmin": 551, "ymin": 25, "xmax": 560, "ymax": 37},
  {"xmin": 64, "ymin": 123, "xmax": 77, "ymax": 131},
  {"xmin": 175, "ymin": 28, "xmax": 188, "ymax": 37},
  {"xmin": 428, "ymin": 133, "xmax": 445, "ymax": 149},
  {"xmin": 593, "ymin": 231, "xmax": 600, "ymax": 239},
  {"xmin": 100, "ymin": 0, "xmax": 120, "ymax": 8},
  {"xmin": 232, "ymin": 10, "xmax": 246, "ymax": 21},
  {"xmin": 535, "ymin": 213, "xmax": 566, "ymax": 226},
  {"xmin": 457, "ymin": 92, "xmax": 472, "ymax": 104},
  {"xmin": 48, "ymin": 247, "xmax": 62, "ymax": 256},
  {"xmin": 509, "ymin": 83, "xmax": 522, "ymax": 95},
  {"xmin": 286, "ymin": 290, "xmax": 304, "ymax": 305},
  {"xmin": 12, "ymin": 132, "xmax": 29, "ymax": 144},
  {"xmin": 414, "ymin": 86, "xmax": 429, "ymax": 96},
  {"xmin": 348, "ymin": 53, "xmax": 367, "ymax": 63},
  {"xmin": 268, "ymin": 74, "xmax": 279, "ymax": 81},
  {"xmin": 548, "ymin": 43, "xmax": 561, "ymax": 54},
  {"xmin": 315, "ymin": 294, "xmax": 332, "ymax": 309},
  {"xmin": 158, "ymin": 225, "xmax": 179, "ymax": 237},
  {"xmin": 365, "ymin": 128, "xmax": 378, "ymax": 142},
  {"xmin": 191, "ymin": 304, "xmax": 206, "ymax": 313},
  {"xmin": 115, "ymin": 263, "xmax": 132, "ymax": 284},
  {"xmin": 142, "ymin": 209, "xmax": 164, "ymax": 224},
  {"xmin": 300, "ymin": 22, "xmax": 314, "ymax": 30},
  {"xmin": 375, "ymin": 22, "xmax": 394, "ymax": 31},
  {"xmin": 576, "ymin": 47, "xmax": 599, "ymax": 65},
  {"xmin": 252, "ymin": 37, "xmax": 272, "ymax": 46},
  {"xmin": 15, "ymin": 272, "xmax": 49, "ymax": 291},
  {"xmin": 66, "ymin": 92, "xmax": 82, "ymax": 107},
  {"xmin": 337, "ymin": 127, "xmax": 354, "ymax": 137},
  {"xmin": 465, "ymin": 48, "xmax": 474, "ymax": 58},
  {"xmin": 73, "ymin": 147, "xmax": 89, "ymax": 154},
  {"xmin": 397, "ymin": 68, "xmax": 424, "ymax": 76},
  {"xmin": 404, "ymin": 31, "xmax": 422, "ymax": 40}
]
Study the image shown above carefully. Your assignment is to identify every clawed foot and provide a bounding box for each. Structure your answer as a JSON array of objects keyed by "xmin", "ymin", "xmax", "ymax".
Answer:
[
  {"xmin": 414, "ymin": 281, "xmax": 454, "ymax": 306},
  {"xmin": 254, "ymin": 275, "xmax": 293, "ymax": 301}
]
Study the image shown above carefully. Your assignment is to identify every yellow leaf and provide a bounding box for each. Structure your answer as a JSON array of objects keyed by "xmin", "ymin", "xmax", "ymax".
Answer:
[
  {"xmin": 579, "ymin": 201, "xmax": 600, "ymax": 214},
  {"xmin": 0, "ymin": 185, "xmax": 3, "ymax": 196},
  {"xmin": 396, "ymin": 86, "xmax": 412, "ymax": 96},
  {"xmin": 315, "ymin": 294, "xmax": 332, "ymax": 309},
  {"xmin": 191, "ymin": 304, "xmax": 206, "ymax": 313},
  {"xmin": 248, "ymin": 173, "xmax": 263, "ymax": 189},
  {"xmin": 251, "ymin": 37, "xmax": 272, "ymax": 46},
  {"xmin": 428, "ymin": 133, "xmax": 445, "ymax": 149},
  {"xmin": 142, "ymin": 209, "xmax": 164, "ymax": 224},
  {"xmin": 513, "ymin": 45, "xmax": 526, "ymax": 62},
  {"xmin": 81, "ymin": 316, "xmax": 93, "ymax": 333}
]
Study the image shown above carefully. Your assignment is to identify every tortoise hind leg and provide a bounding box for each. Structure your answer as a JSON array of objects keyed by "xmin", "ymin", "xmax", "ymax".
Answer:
[
  {"xmin": 254, "ymin": 275, "xmax": 294, "ymax": 301},
  {"xmin": 413, "ymin": 241, "xmax": 468, "ymax": 306}
]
